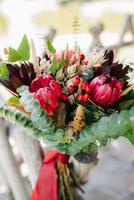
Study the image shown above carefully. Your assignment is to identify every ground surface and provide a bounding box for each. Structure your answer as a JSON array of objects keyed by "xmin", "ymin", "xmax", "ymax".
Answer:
[{"xmin": 83, "ymin": 137, "xmax": 134, "ymax": 200}]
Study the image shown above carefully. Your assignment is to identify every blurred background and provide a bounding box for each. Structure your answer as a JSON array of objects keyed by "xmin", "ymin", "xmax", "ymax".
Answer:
[{"xmin": 0, "ymin": 0, "xmax": 134, "ymax": 200}]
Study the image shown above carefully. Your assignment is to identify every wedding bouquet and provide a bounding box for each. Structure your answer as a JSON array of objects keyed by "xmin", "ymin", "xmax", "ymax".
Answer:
[{"xmin": 0, "ymin": 35, "xmax": 134, "ymax": 200}]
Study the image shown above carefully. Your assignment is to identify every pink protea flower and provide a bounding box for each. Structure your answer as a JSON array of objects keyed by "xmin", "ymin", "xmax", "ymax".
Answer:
[
  {"xmin": 89, "ymin": 73, "xmax": 124, "ymax": 108},
  {"xmin": 29, "ymin": 75, "xmax": 62, "ymax": 115}
]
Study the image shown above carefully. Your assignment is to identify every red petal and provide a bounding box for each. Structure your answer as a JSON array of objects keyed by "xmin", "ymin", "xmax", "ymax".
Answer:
[
  {"xmin": 89, "ymin": 73, "xmax": 108, "ymax": 89},
  {"xmin": 50, "ymin": 80, "xmax": 62, "ymax": 98},
  {"xmin": 34, "ymin": 88, "xmax": 46, "ymax": 108},
  {"xmin": 44, "ymin": 104, "xmax": 55, "ymax": 115},
  {"xmin": 114, "ymin": 80, "xmax": 123, "ymax": 92},
  {"xmin": 29, "ymin": 79, "xmax": 41, "ymax": 92},
  {"xmin": 108, "ymin": 87, "xmax": 118, "ymax": 105},
  {"xmin": 46, "ymin": 88, "xmax": 59, "ymax": 110},
  {"xmin": 92, "ymin": 84, "xmax": 112, "ymax": 107},
  {"xmin": 99, "ymin": 86, "xmax": 113, "ymax": 107},
  {"xmin": 39, "ymin": 75, "xmax": 55, "ymax": 88}
]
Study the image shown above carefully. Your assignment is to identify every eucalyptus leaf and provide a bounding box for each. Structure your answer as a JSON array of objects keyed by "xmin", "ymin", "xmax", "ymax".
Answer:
[
  {"xmin": 63, "ymin": 106, "xmax": 134, "ymax": 155},
  {"xmin": 18, "ymin": 86, "xmax": 55, "ymax": 133},
  {"xmin": 125, "ymin": 131, "xmax": 134, "ymax": 144}
]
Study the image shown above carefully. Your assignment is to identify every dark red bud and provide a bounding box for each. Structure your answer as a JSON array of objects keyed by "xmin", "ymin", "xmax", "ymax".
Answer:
[
  {"xmin": 83, "ymin": 94, "xmax": 90, "ymax": 102},
  {"xmin": 81, "ymin": 82, "xmax": 88, "ymax": 90},
  {"xmin": 67, "ymin": 86, "xmax": 75, "ymax": 93},
  {"xmin": 73, "ymin": 76, "xmax": 81, "ymax": 86},
  {"xmin": 61, "ymin": 94, "xmax": 68, "ymax": 101},
  {"xmin": 85, "ymin": 85, "xmax": 92, "ymax": 93},
  {"xmin": 80, "ymin": 53, "xmax": 85, "ymax": 61},
  {"xmin": 77, "ymin": 94, "xmax": 84, "ymax": 101}
]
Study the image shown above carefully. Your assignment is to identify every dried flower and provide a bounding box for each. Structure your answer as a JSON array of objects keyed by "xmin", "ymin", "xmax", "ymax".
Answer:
[{"xmin": 72, "ymin": 105, "xmax": 85, "ymax": 133}]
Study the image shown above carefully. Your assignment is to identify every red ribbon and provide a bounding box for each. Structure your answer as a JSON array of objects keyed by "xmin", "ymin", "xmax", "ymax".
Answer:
[{"xmin": 30, "ymin": 150, "xmax": 69, "ymax": 200}]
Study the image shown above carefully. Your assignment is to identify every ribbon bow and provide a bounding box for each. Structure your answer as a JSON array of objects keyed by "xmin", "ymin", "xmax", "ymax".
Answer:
[{"xmin": 30, "ymin": 150, "xmax": 69, "ymax": 200}]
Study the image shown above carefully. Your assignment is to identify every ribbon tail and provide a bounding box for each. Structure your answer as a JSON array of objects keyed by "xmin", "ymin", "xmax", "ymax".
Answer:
[
  {"xmin": 30, "ymin": 185, "xmax": 39, "ymax": 200},
  {"xmin": 30, "ymin": 163, "xmax": 58, "ymax": 200},
  {"xmin": 30, "ymin": 150, "xmax": 69, "ymax": 200}
]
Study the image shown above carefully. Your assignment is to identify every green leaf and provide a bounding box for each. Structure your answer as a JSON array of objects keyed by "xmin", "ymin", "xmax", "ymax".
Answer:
[
  {"xmin": 125, "ymin": 131, "xmax": 134, "ymax": 144},
  {"xmin": 57, "ymin": 54, "xmax": 65, "ymax": 71},
  {"xmin": 50, "ymin": 64, "xmax": 56, "ymax": 74},
  {"xmin": 121, "ymin": 89, "xmax": 134, "ymax": 101},
  {"xmin": 47, "ymin": 40, "xmax": 56, "ymax": 53},
  {"xmin": 8, "ymin": 47, "xmax": 21, "ymax": 62},
  {"xmin": 7, "ymin": 96, "xmax": 20, "ymax": 104},
  {"xmin": 17, "ymin": 34, "xmax": 30, "ymax": 61},
  {"xmin": 50, "ymin": 56, "xmax": 58, "ymax": 74},
  {"xmin": 119, "ymin": 99, "xmax": 134, "ymax": 109},
  {"xmin": 0, "ymin": 63, "xmax": 9, "ymax": 80}
]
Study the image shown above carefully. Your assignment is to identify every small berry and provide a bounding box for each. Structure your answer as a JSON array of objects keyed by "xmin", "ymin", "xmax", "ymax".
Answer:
[
  {"xmin": 77, "ymin": 94, "xmax": 84, "ymax": 101},
  {"xmin": 67, "ymin": 86, "xmax": 75, "ymax": 93},
  {"xmin": 86, "ymin": 85, "xmax": 92, "ymax": 93},
  {"xmin": 61, "ymin": 94, "xmax": 68, "ymax": 101},
  {"xmin": 80, "ymin": 53, "xmax": 85, "ymax": 61},
  {"xmin": 81, "ymin": 82, "xmax": 88, "ymax": 90},
  {"xmin": 83, "ymin": 94, "xmax": 90, "ymax": 102},
  {"xmin": 73, "ymin": 76, "xmax": 81, "ymax": 86}
]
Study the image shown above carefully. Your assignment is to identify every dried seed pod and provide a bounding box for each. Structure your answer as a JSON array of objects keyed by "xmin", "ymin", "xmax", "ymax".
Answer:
[
  {"xmin": 67, "ymin": 65, "xmax": 77, "ymax": 75},
  {"xmin": 56, "ymin": 68, "xmax": 64, "ymax": 81},
  {"xmin": 72, "ymin": 104, "xmax": 85, "ymax": 133}
]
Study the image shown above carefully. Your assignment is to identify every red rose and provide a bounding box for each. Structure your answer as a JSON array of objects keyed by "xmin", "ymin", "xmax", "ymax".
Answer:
[
  {"xmin": 89, "ymin": 73, "xmax": 123, "ymax": 108},
  {"xmin": 29, "ymin": 75, "xmax": 62, "ymax": 115}
]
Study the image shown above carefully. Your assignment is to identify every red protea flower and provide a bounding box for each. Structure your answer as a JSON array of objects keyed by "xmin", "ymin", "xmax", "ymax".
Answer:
[
  {"xmin": 29, "ymin": 75, "xmax": 62, "ymax": 115},
  {"xmin": 89, "ymin": 73, "xmax": 123, "ymax": 108}
]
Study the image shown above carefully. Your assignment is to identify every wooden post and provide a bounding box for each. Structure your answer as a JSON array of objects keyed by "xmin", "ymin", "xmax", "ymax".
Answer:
[
  {"xmin": 0, "ymin": 120, "xmax": 29, "ymax": 200},
  {"xmin": 119, "ymin": 15, "xmax": 134, "ymax": 43},
  {"xmin": 114, "ymin": 15, "xmax": 134, "ymax": 55},
  {"xmin": 89, "ymin": 23, "xmax": 104, "ymax": 50},
  {"xmin": 11, "ymin": 127, "xmax": 42, "ymax": 188}
]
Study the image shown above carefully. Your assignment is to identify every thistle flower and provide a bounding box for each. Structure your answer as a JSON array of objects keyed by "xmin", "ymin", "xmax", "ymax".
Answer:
[
  {"xmin": 29, "ymin": 75, "xmax": 62, "ymax": 115},
  {"xmin": 89, "ymin": 73, "xmax": 124, "ymax": 108}
]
